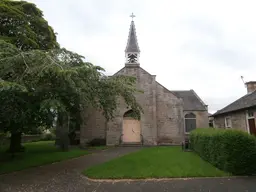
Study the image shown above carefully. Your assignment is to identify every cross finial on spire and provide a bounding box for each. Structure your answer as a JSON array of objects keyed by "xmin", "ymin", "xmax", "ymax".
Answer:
[{"xmin": 130, "ymin": 13, "xmax": 135, "ymax": 21}]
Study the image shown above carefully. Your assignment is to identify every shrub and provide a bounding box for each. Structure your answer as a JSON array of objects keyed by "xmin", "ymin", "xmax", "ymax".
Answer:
[
  {"xmin": 22, "ymin": 135, "xmax": 41, "ymax": 143},
  {"xmin": 190, "ymin": 128, "xmax": 256, "ymax": 175},
  {"xmin": 40, "ymin": 133, "xmax": 56, "ymax": 141},
  {"xmin": 87, "ymin": 138, "xmax": 106, "ymax": 146}
]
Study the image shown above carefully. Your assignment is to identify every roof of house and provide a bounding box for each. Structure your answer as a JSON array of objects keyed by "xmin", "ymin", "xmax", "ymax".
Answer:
[
  {"xmin": 212, "ymin": 90, "xmax": 256, "ymax": 116},
  {"xmin": 125, "ymin": 20, "xmax": 140, "ymax": 53},
  {"xmin": 171, "ymin": 90, "xmax": 207, "ymax": 111},
  {"xmin": 245, "ymin": 81, "xmax": 256, "ymax": 85}
]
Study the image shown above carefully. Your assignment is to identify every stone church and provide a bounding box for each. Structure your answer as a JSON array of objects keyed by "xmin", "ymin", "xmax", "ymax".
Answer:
[{"xmin": 80, "ymin": 16, "xmax": 209, "ymax": 146}]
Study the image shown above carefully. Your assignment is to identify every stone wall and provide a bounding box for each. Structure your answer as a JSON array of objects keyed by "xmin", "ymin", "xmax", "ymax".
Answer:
[
  {"xmin": 80, "ymin": 64, "xmax": 207, "ymax": 146},
  {"xmin": 184, "ymin": 110, "xmax": 209, "ymax": 129},
  {"xmin": 156, "ymin": 83, "xmax": 184, "ymax": 144},
  {"xmin": 213, "ymin": 115, "xmax": 225, "ymax": 128},
  {"xmin": 213, "ymin": 110, "xmax": 248, "ymax": 132},
  {"xmin": 0, "ymin": 135, "xmax": 42, "ymax": 147},
  {"xmin": 80, "ymin": 106, "xmax": 106, "ymax": 146},
  {"xmin": 106, "ymin": 65, "xmax": 158, "ymax": 145}
]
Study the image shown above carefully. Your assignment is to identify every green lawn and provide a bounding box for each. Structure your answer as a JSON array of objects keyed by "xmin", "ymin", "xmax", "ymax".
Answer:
[
  {"xmin": 83, "ymin": 146, "xmax": 230, "ymax": 179},
  {"xmin": 0, "ymin": 141, "xmax": 107, "ymax": 174}
]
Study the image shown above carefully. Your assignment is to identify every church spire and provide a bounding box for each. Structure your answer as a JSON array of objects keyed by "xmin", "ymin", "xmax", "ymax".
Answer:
[{"xmin": 125, "ymin": 13, "xmax": 140, "ymax": 65}]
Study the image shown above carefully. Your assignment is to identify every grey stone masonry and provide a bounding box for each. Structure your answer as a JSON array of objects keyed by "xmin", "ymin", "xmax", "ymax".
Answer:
[
  {"xmin": 213, "ymin": 110, "xmax": 248, "ymax": 132},
  {"xmin": 156, "ymin": 82, "xmax": 184, "ymax": 144},
  {"xmin": 108, "ymin": 65, "xmax": 159, "ymax": 145},
  {"xmin": 80, "ymin": 64, "xmax": 209, "ymax": 146},
  {"xmin": 80, "ymin": 17, "xmax": 209, "ymax": 146}
]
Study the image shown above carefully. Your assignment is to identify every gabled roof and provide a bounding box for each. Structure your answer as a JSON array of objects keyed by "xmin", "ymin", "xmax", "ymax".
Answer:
[
  {"xmin": 212, "ymin": 90, "xmax": 256, "ymax": 116},
  {"xmin": 111, "ymin": 66, "xmax": 207, "ymax": 111},
  {"xmin": 125, "ymin": 21, "xmax": 140, "ymax": 53},
  {"xmin": 171, "ymin": 90, "xmax": 207, "ymax": 111}
]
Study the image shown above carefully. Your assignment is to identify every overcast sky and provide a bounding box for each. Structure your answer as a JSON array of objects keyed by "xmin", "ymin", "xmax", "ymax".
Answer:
[{"xmin": 29, "ymin": 0, "xmax": 256, "ymax": 113}]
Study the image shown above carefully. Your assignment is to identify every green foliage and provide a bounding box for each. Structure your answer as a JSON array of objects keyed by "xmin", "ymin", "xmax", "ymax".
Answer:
[
  {"xmin": 0, "ymin": 0, "xmax": 58, "ymax": 51},
  {"xmin": 190, "ymin": 128, "xmax": 256, "ymax": 175},
  {"xmin": 0, "ymin": 39, "xmax": 143, "ymax": 117},
  {"xmin": 95, "ymin": 75, "xmax": 143, "ymax": 121},
  {"xmin": 0, "ymin": 40, "xmax": 143, "ymax": 147},
  {"xmin": 0, "ymin": 1, "xmax": 143, "ymax": 151},
  {"xmin": 0, "ymin": 79, "xmax": 55, "ymax": 134},
  {"xmin": 0, "ymin": 0, "xmax": 59, "ymax": 144},
  {"xmin": 40, "ymin": 132, "xmax": 56, "ymax": 141},
  {"xmin": 26, "ymin": 126, "xmax": 44, "ymax": 135}
]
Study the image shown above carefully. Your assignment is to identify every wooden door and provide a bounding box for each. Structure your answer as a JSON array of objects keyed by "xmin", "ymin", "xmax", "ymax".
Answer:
[
  {"xmin": 122, "ymin": 118, "xmax": 141, "ymax": 143},
  {"xmin": 248, "ymin": 118, "xmax": 256, "ymax": 136}
]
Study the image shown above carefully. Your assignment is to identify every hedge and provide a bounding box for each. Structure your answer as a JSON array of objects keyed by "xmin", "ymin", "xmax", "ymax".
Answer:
[{"xmin": 190, "ymin": 128, "xmax": 256, "ymax": 175}]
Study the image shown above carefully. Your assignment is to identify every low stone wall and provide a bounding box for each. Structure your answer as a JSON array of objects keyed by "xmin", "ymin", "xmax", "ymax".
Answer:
[
  {"xmin": 157, "ymin": 136, "xmax": 184, "ymax": 145},
  {"xmin": 21, "ymin": 135, "xmax": 41, "ymax": 143},
  {"xmin": 0, "ymin": 135, "xmax": 42, "ymax": 146}
]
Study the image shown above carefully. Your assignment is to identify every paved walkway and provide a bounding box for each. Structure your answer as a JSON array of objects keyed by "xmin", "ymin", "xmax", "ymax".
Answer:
[{"xmin": 0, "ymin": 147, "xmax": 256, "ymax": 192}]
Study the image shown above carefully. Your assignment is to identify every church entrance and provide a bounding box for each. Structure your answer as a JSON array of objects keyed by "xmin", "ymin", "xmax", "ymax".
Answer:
[{"xmin": 122, "ymin": 110, "xmax": 141, "ymax": 143}]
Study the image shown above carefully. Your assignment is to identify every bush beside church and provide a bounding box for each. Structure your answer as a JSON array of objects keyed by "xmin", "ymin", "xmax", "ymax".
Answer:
[{"xmin": 190, "ymin": 128, "xmax": 256, "ymax": 175}]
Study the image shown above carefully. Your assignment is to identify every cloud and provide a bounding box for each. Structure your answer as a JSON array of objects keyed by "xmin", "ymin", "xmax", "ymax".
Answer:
[{"xmin": 28, "ymin": 0, "xmax": 256, "ymax": 113}]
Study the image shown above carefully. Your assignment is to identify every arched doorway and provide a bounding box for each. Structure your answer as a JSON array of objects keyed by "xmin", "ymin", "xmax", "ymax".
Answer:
[{"xmin": 122, "ymin": 110, "xmax": 141, "ymax": 143}]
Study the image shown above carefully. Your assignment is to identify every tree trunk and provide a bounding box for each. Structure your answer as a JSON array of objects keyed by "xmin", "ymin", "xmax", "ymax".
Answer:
[
  {"xmin": 8, "ymin": 132, "xmax": 24, "ymax": 153},
  {"xmin": 55, "ymin": 111, "xmax": 70, "ymax": 151}
]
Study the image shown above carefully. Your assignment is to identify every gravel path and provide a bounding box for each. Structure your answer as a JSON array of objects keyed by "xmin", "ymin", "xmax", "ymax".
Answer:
[{"xmin": 0, "ymin": 147, "xmax": 255, "ymax": 192}]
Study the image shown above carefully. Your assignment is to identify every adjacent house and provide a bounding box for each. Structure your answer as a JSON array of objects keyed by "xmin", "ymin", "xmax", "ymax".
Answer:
[
  {"xmin": 79, "ymin": 16, "xmax": 209, "ymax": 146},
  {"xmin": 211, "ymin": 81, "xmax": 256, "ymax": 136}
]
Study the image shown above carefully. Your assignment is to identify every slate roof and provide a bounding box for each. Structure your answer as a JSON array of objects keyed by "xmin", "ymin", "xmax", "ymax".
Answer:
[
  {"xmin": 171, "ymin": 90, "xmax": 207, "ymax": 111},
  {"xmin": 125, "ymin": 21, "xmax": 140, "ymax": 53},
  {"xmin": 212, "ymin": 90, "xmax": 256, "ymax": 116}
]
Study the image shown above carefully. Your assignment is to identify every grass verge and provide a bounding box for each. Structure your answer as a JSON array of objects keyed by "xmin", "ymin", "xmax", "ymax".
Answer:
[
  {"xmin": 0, "ymin": 141, "xmax": 107, "ymax": 174},
  {"xmin": 83, "ymin": 146, "xmax": 230, "ymax": 179}
]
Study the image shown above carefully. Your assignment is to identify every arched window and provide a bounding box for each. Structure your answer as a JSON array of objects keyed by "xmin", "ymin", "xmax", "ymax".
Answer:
[{"xmin": 184, "ymin": 113, "xmax": 196, "ymax": 133}]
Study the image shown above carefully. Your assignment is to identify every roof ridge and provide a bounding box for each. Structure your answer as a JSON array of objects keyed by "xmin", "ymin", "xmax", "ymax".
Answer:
[
  {"xmin": 218, "ymin": 94, "xmax": 249, "ymax": 112},
  {"xmin": 212, "ymin": 90, "xmax": 256, "ymax": 116},
  {"xmin": 190, "ymin": 89, "xmax": 208, "ymax": 108}
]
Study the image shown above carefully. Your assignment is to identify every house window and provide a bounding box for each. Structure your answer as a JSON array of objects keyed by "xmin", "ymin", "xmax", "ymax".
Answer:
[
  {"xmin": 247, "ymin": 110, "xmax": 254, "ymax": 118},
  {"xmin": 225, "ymin": 116, "xmax": 232, "ymax": 128},
  {"xmin": 184, "ymin": 113, "xmax": 196, "ymax": 133}
]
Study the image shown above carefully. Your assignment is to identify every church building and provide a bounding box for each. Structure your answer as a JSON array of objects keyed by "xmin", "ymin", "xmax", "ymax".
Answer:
[{"xmin": 80, "ymin": 15, "xmax": 209, "ymax": 146}]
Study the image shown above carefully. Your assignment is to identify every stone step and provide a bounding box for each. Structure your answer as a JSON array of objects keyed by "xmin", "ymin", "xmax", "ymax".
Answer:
[
  {"xmin": 121, "ymin": 142, "xmax": 142, "ymax": 147},
  {"xmin": 158, "ymin": 143, "xmax": 181, "ymax": 146}
]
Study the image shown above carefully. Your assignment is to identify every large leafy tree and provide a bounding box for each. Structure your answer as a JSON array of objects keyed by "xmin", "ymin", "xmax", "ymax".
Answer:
[
  {"xmin": 0, "ymin": 81, "xmax": 54, "ymax": 152},
  {"xmin": 0, "ymin": 0, "xmax": 59, "ymax": 50},
  {"xmin": 0, "ymin": 0, "xmax": 59, "ymax": 152},
  {"xmin": 0, "ymin": 0, "xmax": 143, "ymax": 152},
  {"xmin": 0, "ymin": 40, "xmax": 143, "ymax": 151}
]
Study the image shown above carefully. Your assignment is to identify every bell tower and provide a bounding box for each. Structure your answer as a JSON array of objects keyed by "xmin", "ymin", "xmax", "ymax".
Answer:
[{"xmin": 125, "ymin": 13, "xmax": 140, "ymax": 66}]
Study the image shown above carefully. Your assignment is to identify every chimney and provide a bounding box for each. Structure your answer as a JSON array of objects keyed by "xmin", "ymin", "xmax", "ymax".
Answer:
[{"xmin": 245, "ymin": 81, "xmax": 256, "ymax": 94}]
